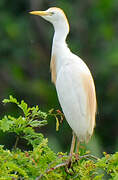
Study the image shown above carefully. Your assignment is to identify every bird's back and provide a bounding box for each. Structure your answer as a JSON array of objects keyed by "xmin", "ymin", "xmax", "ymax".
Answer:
[{"xmin": 55, "ymin": 54, "xmax": 96, "ymax": 142}]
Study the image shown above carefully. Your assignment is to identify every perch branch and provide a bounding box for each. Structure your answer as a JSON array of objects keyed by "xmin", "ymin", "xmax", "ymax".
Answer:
[{"xmin": 35, "ymin": 154, "xmax": 99, "ymax": 180}]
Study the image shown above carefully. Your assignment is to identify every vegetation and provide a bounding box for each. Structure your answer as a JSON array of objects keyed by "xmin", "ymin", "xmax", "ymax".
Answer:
[
  {"xmin": 0, "ymin": 96, "xmax": 118, "ymax": 179},
  {"xmin": 0, "ymin": 0, "xmax": 118, "ymax": 154},
  {"xmin": 0, "ymin": 1, "xmax": 118, "ymax": 178}
]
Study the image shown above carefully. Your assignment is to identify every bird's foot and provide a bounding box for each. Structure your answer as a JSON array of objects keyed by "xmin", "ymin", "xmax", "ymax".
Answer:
[
  {"xmin": 67, "ymin": 155, "xmax": 72, "ymax": 169},
  {"xmin": 67, "ymin": 153, "xmax": 79, "ymax": 167},
  {"xmin": 65, "ymin": 153, "xmax": 79, "ymax": 175},
  {"xmin": 74, "ymin": 153, "xmax": 79, "ymax": 161},
  {"xmin": 65, "ymin": 157, "xmax": 74, "ymax": 175}
]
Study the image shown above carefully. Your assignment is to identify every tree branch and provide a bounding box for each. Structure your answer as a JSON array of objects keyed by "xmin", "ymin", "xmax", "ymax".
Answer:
[
  {"xmin": 14, "ymin": 136, "xmax": 19, "ymax": 149},
  {"xmin": 35, "ymin": 154, "xmax": 99, "ymax": 180}
]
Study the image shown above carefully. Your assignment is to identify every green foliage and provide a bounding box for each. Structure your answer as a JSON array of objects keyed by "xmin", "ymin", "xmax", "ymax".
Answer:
[
  {"xmin": 0, "ymin": 0, "xmax": 118, "ymax": 153},
  {"xmin": 0, "ymin": 96, "xmax": 117, "ymax": 179},
  {"xmin": 1, "ymin": 96, "xmax": 48, "ymax": 148}
]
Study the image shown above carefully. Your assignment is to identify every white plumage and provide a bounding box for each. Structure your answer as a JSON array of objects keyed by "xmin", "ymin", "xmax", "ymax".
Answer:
[
  {"xmin": 30, "ymin": 7, "xmax": 97, "ymax": 153},
  {"xmin": 56, "ymin": 59, "xmax": 96, "ymax": 142}
]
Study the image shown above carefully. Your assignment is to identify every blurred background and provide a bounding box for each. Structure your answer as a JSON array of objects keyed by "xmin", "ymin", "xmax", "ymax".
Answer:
[{"xmin": 0, "ymin": 0, "xmax": 118, "ymax": 156}]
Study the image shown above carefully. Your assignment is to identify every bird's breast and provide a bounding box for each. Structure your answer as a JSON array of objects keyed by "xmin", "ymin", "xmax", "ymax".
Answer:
[
  {"xmin": 50, "ymin": 54, "xmax": 57, "ymax": 84},
  {"xmin": 50, "ymin": 49, "xmax": 71, "ymax": 84}
]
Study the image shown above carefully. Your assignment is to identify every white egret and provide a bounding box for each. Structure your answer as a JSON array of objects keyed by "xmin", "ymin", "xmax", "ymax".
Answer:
[{"xmin": 30, "ymin": 7, "xmax": 97, "ymax": 156}]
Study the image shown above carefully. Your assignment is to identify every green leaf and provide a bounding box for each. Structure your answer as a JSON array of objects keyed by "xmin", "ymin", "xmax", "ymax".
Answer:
[
  {"xmin": 2, "ymin": 95, "xmax": 19, "ymax": 105},
  {"xmin": 0, "ymin": 116, "xmax": 13, "ymax": 132},
  {"xmin": 18, "ymin": 100, "xmax": 29, "ymax": 117},
  {"xmin": 28, "ymin": 120, "xmax": 47, "ymax": 127},
  {"xmin": 56, "ymin": 117, "xmax": 59, "ymax": 131}
]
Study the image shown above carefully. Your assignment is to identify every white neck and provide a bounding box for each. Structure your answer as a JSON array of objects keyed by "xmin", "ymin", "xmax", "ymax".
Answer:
[
  {"xmin": 53, "ymin": 30, "xmax": 68, "ymax": 44},
  {"xmin": 51, "ymin": 21, "xmax": 71, "ymax": 77},
  {"xmin": 52, "ymin": 19, "xmax": 69, "ymax": 44}
]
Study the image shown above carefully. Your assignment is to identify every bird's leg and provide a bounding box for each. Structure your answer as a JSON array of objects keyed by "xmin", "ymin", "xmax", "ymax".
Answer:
[
  {"xmin": 69, "ymin": 132, "xmax": 76, "ymax": 156},
  {"xmin": 67, "ymin": 132, "xmax": 76, "ymax": 168},
  {"xmin": 76, "ymin": 138, "xmax": 80, "ymax": 153},
  {"xmin": 75, "ymin": 138, "xmax": 80, "ymax": 161}
]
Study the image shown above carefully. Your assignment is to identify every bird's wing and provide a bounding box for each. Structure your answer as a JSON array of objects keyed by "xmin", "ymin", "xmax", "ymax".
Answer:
[{"xmin": 56, "ymin": 61, "xmax": 96, "ymax": 142}]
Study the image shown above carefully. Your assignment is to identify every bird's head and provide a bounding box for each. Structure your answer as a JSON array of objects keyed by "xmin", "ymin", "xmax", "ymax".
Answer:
[{"xmin": 30, "ymin": 7, "xmax": 69, "ymax": 37}]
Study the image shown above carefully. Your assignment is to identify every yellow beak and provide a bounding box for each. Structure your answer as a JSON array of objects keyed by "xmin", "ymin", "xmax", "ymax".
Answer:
[{"xmin": 29, "ymin": 11, "xmax": 51, "ymax": 16}]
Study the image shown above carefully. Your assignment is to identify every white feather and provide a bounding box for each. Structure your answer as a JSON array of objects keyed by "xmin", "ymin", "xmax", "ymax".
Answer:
[
  {"xmin": 31, "ymin": 7, "xmax": 97, "ymax": 142},
  {"xmin": 56, "ymin": 54, "xmax": 95, "ymax": 142}
]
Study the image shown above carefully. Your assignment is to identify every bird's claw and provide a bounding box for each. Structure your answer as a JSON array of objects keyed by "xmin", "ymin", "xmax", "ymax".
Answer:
[{"xmin": 67, "ymin": 157, "xmax": 72, "ymax": 169}]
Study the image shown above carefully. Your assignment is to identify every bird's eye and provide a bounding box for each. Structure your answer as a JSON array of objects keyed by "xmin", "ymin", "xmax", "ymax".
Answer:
[{"xmin": 51, "ymin": 12, "xmax": 55, "ymax": 15}]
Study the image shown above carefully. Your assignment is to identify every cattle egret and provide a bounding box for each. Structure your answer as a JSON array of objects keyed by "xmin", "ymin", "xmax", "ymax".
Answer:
[{"xmin": 30, "ymin": 7, "xmax": 97, "ymax": 156}]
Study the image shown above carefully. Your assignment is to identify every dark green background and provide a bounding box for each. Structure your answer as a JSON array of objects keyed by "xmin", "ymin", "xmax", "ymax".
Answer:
[{"xmin": 0, "ymin": 0, "xmax": 118, "ymax": 155}]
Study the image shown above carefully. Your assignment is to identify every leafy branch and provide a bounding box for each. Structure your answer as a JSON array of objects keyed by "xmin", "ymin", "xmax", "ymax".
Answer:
[
  {"xmin": 0, "ymin": 96, "xmax": 64, "ymax": 149},
  {"xmin": 1, "ymin": 96, "xmax": 48, "ymax": 148},
  {"xmin": 0, "ymin": 96, "xmax": 117, "ymax": 180}
]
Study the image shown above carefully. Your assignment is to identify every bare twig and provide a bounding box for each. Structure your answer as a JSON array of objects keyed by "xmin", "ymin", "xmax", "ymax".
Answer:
[
  {"xmin": 35, "ymin": 154, "xmax": 99, "ymax": 180},
  {"xmin": 14, "ymin": 136, "xmax": 19, "ymax": 149},
  {"xmin": 35, "ymin": 162, "xmax": 68, "ymax": 180},
  {"xmin": 79, "ymin": 154, "xmax": 99, "ymax": 160}
]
